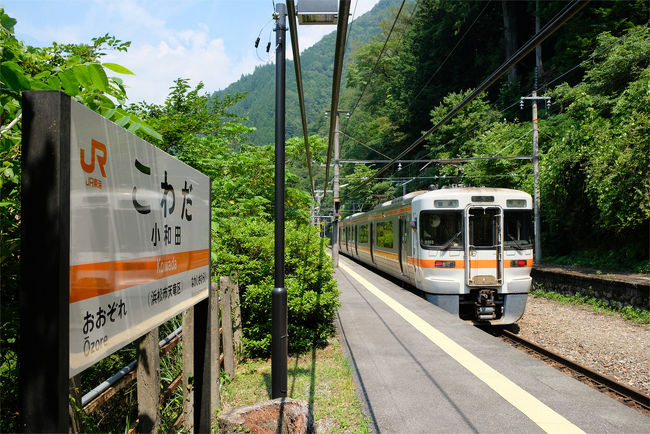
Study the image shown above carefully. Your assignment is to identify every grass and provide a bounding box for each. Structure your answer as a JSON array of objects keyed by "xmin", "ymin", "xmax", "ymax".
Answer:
[
  {"xmin": 219, "ymin": 336, "xmax": 370, "ymax": 433},
  {"xmin": 530, "ymin": 288, "xmax": 650, "ymax": 326},
  {"xmin": 544, "ymin": 248, "xmax": 650, "ymax": 274}
]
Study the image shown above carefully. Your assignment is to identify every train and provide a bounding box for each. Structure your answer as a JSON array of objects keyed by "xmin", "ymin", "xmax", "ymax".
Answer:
[{"xmin": 338, "ymin": 186, "xmax": 534, "ymax": 324}]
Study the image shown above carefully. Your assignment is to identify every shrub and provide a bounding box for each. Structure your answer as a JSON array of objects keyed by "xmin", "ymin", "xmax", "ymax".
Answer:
[{"xmin": 234, "ymin": 222, "xmax": 339, "ymax": 356}]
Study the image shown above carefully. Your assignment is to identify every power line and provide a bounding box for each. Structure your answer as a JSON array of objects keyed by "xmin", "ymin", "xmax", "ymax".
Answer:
[
  {"xmin": 347, "ymin": 0, "xmax": 406, "ymax": 121},
  {"xmin": 368, "ymin": 173, "xmax": 532, "ymax": 180},
  {"xmin": 344, "ymin": 3, "xmax": 640, "ymax": 190},
  {"xmin": 339, "ymin": 156, "xmax": 533, "ymax": 164},
  {"xmin": 343, "ymin": 0, "xmax": 359, "ymax": 58},
  {"xmin": 409, "ymin": 0, "xmax": 493, "ymax": 107},
  {"xmin": 350, "ymin": 0, "xmax": 590, "ymax": 194},
  {"xmin": 286, "ymin": 0, "xmax": 315, "ymax": 200},
  {"xmin": 321, "ymin": 0, "xmax": 352, "ymax": 205},
  {"xmin": 339, "ymin": 131, "xmax": 392, "ymax": 159}
]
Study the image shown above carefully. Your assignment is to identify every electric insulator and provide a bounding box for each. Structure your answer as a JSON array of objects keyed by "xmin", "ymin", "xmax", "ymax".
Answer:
[
  {"xmin": 255, "ymin": 37, "xmax": 260, "ymax": 48},
  {"xmin": 266, "ymin": 42, "xmax": 271, "ymax": 53}
]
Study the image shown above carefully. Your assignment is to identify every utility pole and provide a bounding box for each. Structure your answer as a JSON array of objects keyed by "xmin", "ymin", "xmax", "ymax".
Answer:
[
  {"xmin": 535, "ymin": 0, "xmax": 544, "ymax": 80},
  {"xmin": 521, "ymin": 69, "xmax": 550, "ymax": 264},
  {"xmin": 332, "ymin": 112, "xmax": 340, "ymax": 267},
  {"xmin": 328, "ymin": 110, "xmax": 348, "ymax": 268},
  {"xmin": 272, "ymin": 1, "xmax": 287, "ymax": 399}
]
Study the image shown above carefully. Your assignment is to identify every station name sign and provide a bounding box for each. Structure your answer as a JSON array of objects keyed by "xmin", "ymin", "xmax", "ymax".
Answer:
[{"xmin": 68, "ymin": 100, "xmax": 210, "ymax": 376}]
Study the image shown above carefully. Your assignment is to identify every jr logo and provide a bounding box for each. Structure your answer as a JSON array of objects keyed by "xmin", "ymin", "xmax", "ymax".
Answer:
[
  {"xmin": 81, "ymin": 139, "xmax": 107, "ymax": 177},
  {"xmin": 81, "ymin": 139, "xmax": 107, "ymax": 189}
]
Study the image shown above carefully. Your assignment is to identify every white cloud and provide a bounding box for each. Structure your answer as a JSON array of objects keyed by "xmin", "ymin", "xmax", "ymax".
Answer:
[
  {"xmin": 9, "ymin": 0, "xmax": 382, "ymax": 104},
  {"xmin": 104, "ymin": 31, "xmax": 259, "ymax": 105}
]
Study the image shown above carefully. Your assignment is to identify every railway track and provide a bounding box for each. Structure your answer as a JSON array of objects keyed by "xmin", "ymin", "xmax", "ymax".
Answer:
[{"xmin": 488, "ymin": 328, "xmax": 650, "ymax": 416}]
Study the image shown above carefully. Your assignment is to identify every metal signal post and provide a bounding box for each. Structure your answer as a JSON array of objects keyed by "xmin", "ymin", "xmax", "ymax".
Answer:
[{"xmin": 272, "ymin": 2, "xmax": 288, "ymax": 399}]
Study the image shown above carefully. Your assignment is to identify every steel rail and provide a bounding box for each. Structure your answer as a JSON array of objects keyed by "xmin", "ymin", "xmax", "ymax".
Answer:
[
  {"xmin": 351, "ymin": 0, "xmax": 591, "ymax": 194},
  {"xmin": 287, "ymin": 0, "xmax": 316, "ymax": 200},
  {"xmin": 495, "ymin": 329, "xmax": 650, "ymax": 414}
]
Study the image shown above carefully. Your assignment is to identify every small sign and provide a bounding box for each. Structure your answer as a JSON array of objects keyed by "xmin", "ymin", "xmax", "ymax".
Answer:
[{"xmin": 68, "ymin": 102, "xmax": 210, "ymax": 376}]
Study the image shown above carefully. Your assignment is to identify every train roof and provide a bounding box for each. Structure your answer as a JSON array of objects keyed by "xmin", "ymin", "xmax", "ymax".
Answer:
[
  {"xmin": 376, "ymin": 187, "xmax": 530, "ymax": 208},
  {"xmin": 341, "ymin": 187, "xmax": 532, "ymax": 222}
]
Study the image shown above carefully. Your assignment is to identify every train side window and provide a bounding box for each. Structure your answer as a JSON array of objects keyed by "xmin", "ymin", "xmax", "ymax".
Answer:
[
  {"xmin": 420, "ymin": 211, "xmax": 462, "ymax": 249},
  {"xmin": 376, "ymin": 221, "xmax": 393, "ymax": 248},
  {"xmin": 359, "ymin": 224, "xmax": 369, "ymax": 244},
  {"xmin": 504, "ymin": 210, "xmax": 533, "ymax": 249}
]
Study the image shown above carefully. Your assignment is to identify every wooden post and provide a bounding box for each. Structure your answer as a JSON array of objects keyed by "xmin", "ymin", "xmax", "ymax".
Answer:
[
  {"xmin": 220, "ymin": 277, "xmax": 235, "ymax": 378},
  {"xmin": 20, "ymin": 91, "xmax": 71, "ymax": 432},
  {"xmin": 137, "ymin": 328, "xmax": 160, "ymax": 432},
  {"xmin": 182, "ymin": 308, "xmax": 195, "ymax": 431},
  {"xmin": 69, "ymin": 375, "xmax": 83, "ymax": 433},
  {"xmin": 231, "ymin": 279, "xmax": 243, "ymax": 360},
  {"xmin": 210, "ymin": 282, "xmax": 222, "ymax": 418}
]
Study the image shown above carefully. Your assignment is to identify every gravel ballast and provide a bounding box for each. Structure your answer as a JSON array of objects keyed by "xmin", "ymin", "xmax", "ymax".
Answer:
[{"xmin": 515, "ymin": 296, "xmax": 650, "ymax": 395}]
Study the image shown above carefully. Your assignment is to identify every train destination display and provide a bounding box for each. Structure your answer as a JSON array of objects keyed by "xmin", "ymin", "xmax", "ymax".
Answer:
[{"xmin": 68, "ymin": 101, "xmax": 210, "ymax": 376}]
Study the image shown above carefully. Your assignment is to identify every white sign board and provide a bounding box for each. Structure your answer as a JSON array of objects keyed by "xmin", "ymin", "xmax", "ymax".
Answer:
[{"xmin": 68, "ymin": 102, "xmax": 210, "ymax": 376}]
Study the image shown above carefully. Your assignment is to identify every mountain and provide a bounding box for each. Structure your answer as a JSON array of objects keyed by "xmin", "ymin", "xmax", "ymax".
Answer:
[{"xmin": 214, "ymin": 0, "xmax": 407, "ymax": 145}]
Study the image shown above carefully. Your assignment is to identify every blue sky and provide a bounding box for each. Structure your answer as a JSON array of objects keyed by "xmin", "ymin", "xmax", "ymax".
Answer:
[{"xmin": 4, "ymin": 0, "xmax": 380, "ymax": 104}]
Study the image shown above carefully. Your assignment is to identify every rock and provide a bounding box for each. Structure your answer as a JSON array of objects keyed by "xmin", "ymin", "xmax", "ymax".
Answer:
[{"xmin": 218, "ymin": 398, "xmax": 314, "ymax": 434}]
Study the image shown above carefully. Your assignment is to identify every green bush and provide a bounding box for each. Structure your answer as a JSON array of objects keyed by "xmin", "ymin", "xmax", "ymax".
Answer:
[{"xmin": 230, "ymin": 222, "xmax": 339, "ymax": 357}]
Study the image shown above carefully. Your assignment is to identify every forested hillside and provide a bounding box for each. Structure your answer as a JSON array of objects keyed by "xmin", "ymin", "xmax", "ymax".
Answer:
[
  {"xmin": 337, "ymin": 0, "xmax": 649, "ymax": 271},
  {"xmin": 215, "ymin": 0, "xmax": 408, "ymax": 145}
]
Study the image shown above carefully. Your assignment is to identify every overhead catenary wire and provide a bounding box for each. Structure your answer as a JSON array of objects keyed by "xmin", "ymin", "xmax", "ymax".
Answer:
[
  {"xmin": 346, "ymin": 0, "xmax": 406, "ymax": 122},
  {"xmin": 350, "ymin": 3, "xmax": 634, "ymax": 188},
  {"xmin": 409, "ymin": 0, "xmax": 492, "ymax": 108},
  {"xmin": 321, "ymin": 0, "xmax": 352, "ymax": 205},
  {"xmin": 340, "ymin": 155, "xmax": 533, "ymax": 164},
  {"xmin": 339, "ymin": 130, "xmax": 392, "ymax": 159},
  {"xmin": 343, "ymin": 0, "xmax": 359, "ymax": 57},
  {"xmin": 350, "ymin": 0, "xmax": 591, "ymax": 194},
  {"xmin": 286, "ymin": 0, "xmax": 316, "ymax": 200}
]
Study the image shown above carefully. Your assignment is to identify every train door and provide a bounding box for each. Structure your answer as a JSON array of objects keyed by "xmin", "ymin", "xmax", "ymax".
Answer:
[
  {"xmin": 398, "ymin": 216, "xmax": 409, "ymax": 277},
  {"xmin": 354, "ymin": 225, "xmax": 358, "ymax": 256},
  {"xmin": 465, "ymin": 207, "xmax": 503, "ymax": 287}
]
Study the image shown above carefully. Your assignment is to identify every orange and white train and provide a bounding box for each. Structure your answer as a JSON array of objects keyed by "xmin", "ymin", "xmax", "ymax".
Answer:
[{"xmin": 338, "ymin": 187, "xmax": 534, "ymax": 324}]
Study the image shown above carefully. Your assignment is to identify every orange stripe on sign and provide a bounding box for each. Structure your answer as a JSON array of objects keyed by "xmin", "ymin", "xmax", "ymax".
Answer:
[{"xmin": 69, "ymin": 249, "xmax": 209, "ymax": 304}]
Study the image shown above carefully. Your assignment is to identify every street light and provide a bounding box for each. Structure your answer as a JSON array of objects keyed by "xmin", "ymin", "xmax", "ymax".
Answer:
[
  {"xmin": 273, "ymin": 0, "xmax": 340, "ymax": 400},
  {"xmin": 296, "ymin": 0, "xmax": 338, "ymax": 25}
]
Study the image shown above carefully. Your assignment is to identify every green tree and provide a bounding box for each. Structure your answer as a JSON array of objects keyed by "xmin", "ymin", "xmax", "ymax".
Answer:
[{"xmin": 0, "ymin": 9, "xmax": 160, "ymax": 432}]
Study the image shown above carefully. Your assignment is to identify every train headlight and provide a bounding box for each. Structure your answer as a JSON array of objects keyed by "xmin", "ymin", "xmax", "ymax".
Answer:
[
  {"xmin": 434, "ymin": 260, "xmax": 455, "ymax": 268},
  {"xmin": 510, "ymin": 259, "xmax": 528, "ymax": 267}
]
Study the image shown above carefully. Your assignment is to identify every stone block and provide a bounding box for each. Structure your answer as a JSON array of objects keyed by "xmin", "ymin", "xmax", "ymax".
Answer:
[{"xmin": 218, "ymin": 398, "xmax": 314, "ymax": 434}]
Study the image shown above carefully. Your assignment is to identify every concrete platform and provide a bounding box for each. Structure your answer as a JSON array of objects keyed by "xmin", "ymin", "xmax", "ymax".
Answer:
[{"xmin": 334, "ymin": 254, "xmax": 649, "ymax": 433}]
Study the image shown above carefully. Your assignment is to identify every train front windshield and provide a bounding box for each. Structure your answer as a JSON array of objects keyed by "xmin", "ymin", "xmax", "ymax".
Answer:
[
  {"xmin": 420, "ymin": 211, "xmax": 462, "ymax": 249},
  {"xmin": 504, "ymin": 210, "xmax": 533, "ymax": 249}
]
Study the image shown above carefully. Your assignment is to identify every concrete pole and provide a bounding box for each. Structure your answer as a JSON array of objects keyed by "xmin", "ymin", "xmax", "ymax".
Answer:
[
  {"xmin": 532, "ymin": 90, "xmax": 542, "ymax": 263},
  {"xmin": 332, "ymin": 113, "xmax": 340, "ymax": 268},
  {"xmin": 535, "ymin": 0, "xmax": 543, "ymax": 80}
]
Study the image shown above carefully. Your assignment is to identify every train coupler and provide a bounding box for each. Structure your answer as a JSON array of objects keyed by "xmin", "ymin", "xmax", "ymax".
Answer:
[{"xmin": 475, "ymin": 289, "xmax": 496, "ymax": 320}]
